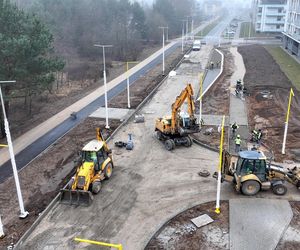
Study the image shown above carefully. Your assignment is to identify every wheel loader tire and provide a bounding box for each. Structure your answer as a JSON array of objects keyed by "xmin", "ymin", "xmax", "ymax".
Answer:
[
  {"xmin": 104, "ymin": 163, "xmax": 113, "ymax": 179},
  {"xmin": 272, "ymin": 184, "xmax": 287, "ymax": 196},
  {"xmin": 184, "ymin": 136, "xmax": 192, "ymax": 147},
  {"xmin": 92, "ymin": 181, "xmax": 102, "ymax": 194},
  {"xmin": 165, "ymin": 139, "xmax": 175, "ymax": 151},
  {"xmin": 241, "ymin": 180, "xmax": 260, "ymax": 196},
  {"xmin": 156, "ymin": 131, "xmax": 163, "ymax": 140}
]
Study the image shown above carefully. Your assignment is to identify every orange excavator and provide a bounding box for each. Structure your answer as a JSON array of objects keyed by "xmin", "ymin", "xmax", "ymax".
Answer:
[{"xmin": 155, "ymin": 84, "xmax": 200, "ymax": 150}]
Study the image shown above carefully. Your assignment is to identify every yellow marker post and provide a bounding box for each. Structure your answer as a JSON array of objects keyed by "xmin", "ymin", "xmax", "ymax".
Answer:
[
  {"xmin": 0, "ymin": 144, "xmax": 8, "ymax": 147},
  {"xmin": 198, "ymin": 73, "xmax": 204, "ymax": 127},
  {"xmin": 282, "ymin": 88, "xmax": 295, "ymax": 154},
  {"xmin": 126, "ymin": 61, "xmax": 139, "ymax": 109},
  {"xmin": 75, "ymin": 237, "xmax": 122, "ymax": 250},
  {"xmin": 215, "ymin": 115, "xmax": 225, "ymax": 214}
]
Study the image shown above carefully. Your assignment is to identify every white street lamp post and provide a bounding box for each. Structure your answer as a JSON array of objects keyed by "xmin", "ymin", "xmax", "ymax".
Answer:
[
  {"xmin": 94, "ymin": 44, "xmax": 113, "ymax": 129},
  {"xmin": 126, "ymin": 61, "xmax": 138, "ymax": 109},
  {"xmin": 181, "ymin": 21, "xmax": 185, "ymax": 53},
  {"xmin": 0, "ymin": 81, "xmax": 29, "ymax": 219},
  {"xmin": 159, "ymin": 27, "xmax": 168, "ymax": 75}
]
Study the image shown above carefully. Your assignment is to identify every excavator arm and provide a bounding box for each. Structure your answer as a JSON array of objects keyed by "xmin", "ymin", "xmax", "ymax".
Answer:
[{"xmin": 171, "ymin": 84, "xmax": 196, "ymax": 133}]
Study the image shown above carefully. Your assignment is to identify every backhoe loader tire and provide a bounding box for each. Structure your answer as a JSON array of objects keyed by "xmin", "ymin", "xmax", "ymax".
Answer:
[
  {"xmin": 104, "ymin": 163, "xmax": 113, "ymax": 179},
  {"xmin": 272, "ymin": 184, "xmax": 287, "ymax": 196},
  {"xmin": 92, "ymin": 181, "xmax": 102, "ymax": 194},
  {"xmin": 184, "ymin": 136, "xmax": 192, "ymax": 147},
  {"xmin": 165, "ymin": 139, "xmax": 175, "ymax": 151},
  {"xmin": 241, "ymin": 180, "xmax": 260, "ymax": 196},
  {"xmin": 156, "ymin": 131, "xmax": 163, "ymax": 140}
]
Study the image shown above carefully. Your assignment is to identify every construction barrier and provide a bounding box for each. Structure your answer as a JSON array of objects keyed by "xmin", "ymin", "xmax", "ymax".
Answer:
[
  {"xmin": 0, "ymin": 144, "xmax": 8, "ymax": 147},
  {"xmin": 75, "ymin": 237, "xmax": 122, "ymax": 250}
]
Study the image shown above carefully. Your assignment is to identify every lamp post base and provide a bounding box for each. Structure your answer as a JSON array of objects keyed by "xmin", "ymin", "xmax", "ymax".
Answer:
[{"xmin": 19, "ymin": 211, "xmax": 29, "ymax": 219}]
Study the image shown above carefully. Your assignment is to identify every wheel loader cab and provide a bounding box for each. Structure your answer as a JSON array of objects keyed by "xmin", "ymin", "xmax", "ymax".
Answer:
[
  {"xmin": 235, "ymin": 151, "xmax": 267, "ymax": 182},
  {"xmin": 82, "ymin": 140, "xmax": 107, "ymax": 172}
]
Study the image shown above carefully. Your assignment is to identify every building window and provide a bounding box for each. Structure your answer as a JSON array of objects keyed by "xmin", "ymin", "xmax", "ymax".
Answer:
[
  {"xmin": 277, "ymin": 17, "xmax": 281, "ymax": 21},
  {"xmin": 258, "ymin": 7, "xmax": 262, "ymax": 13},
  {"xmin": 277, "ymin": 25, "xmax": 280, "ymax": 29}
]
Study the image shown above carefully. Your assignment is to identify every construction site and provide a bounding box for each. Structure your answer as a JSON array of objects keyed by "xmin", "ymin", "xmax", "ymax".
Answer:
[{"xmin": 1, "ymin": 1, "xmax": 300, "ymax": 250}]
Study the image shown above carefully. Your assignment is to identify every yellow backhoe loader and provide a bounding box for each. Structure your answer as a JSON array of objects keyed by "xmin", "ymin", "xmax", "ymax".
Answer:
[
  {"xmin": 155, "ymin": 84, "xmax": 200, "ymax": 150},
  {"xmin": 215, "ymin": 150, "xmax": 300, "ymax": 196},
  {"xmin": 60, "ymin": 128, "xmax": 113, "ymax": 206}
]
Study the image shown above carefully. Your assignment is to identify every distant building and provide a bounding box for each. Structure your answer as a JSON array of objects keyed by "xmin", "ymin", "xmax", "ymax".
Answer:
[
  {"xmin": 252, "ymin": 0, "xmax": 287, "ymax": 32},
  {"xmin": 283, "ymin": 0, "xmax": 300, "ymax": 57}
]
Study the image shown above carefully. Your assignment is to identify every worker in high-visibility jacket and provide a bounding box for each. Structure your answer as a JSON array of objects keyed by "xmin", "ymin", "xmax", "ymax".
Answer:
[{"xmin": 235, "ymin": 134, "xmax": 241, "ymax": 153}]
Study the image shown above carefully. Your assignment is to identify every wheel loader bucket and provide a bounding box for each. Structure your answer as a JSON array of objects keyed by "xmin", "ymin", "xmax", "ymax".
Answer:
[{"xmin": 59, "ymin": 189, "xmax": 93, "ymax": 206}]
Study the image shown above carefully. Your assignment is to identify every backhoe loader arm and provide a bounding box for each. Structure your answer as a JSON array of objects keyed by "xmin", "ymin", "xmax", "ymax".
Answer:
[
  {"xmin": 171, "ymin": 84, "xmax": 195, "ymax": 132},
  {"xmin": 96, "ymin": 128, "xmax": 110, "ymax": 152}
]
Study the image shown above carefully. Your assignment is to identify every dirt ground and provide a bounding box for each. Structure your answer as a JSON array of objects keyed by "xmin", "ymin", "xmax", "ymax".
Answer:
[
  {"xmin": 146, "ymin": 201, "xmax": 300, "ymax": 250},
  {"xmin": 193, "ymin": 48, "xmax": 233, "ymax": 148},
  {"xmin": 276, "ymin": 201, "xmax": 300, "ymax": 249},
  {"xmin": 0, "ymin": 118, "xmax": 120, "ymax": 247},
  {"xmin": 0, "ymin": 46, "xmax": 186, "ymax": 248},
  {"xmin": 238, "ymin": 45, "xmax": 300, "ymax": 162},
  {"xmin": 1, "ymin": 43, "xmax": 162, "ymax": 142},
  {"xmin": 145, "ymin": 201, "xmax": 229, "ymax": 250},
  {"xmin": 108, "ymin": 47, "xmax": 189, "ymax": 109}
]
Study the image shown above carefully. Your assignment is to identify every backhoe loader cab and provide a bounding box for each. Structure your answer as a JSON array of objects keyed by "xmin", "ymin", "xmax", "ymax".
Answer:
[
  {"xmin": 220, "ymin": 150, "xmax": 287, "ymax": 196},
  {"xmin": 60, "ymin": 129, "xmax": 113, "ymax": 206}
]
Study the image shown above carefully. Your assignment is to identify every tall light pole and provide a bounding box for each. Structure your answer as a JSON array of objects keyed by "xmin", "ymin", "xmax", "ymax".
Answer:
[
  {"xmin": 181, "ymin": 20, "xmax": 186, "ymax": 53},
  {"xmin": 94, "ymin": 44, "xmax": 113, "ymax": 129},
  {"xmin": 166, "ymin": 26, "xmax": 169, "ymax": 42},
  {"xmin": 185, "ymin": 17, "xmax": 189, "ymax": 41},
  {"xmin": 159, "ymin": 27, "xmax": 168, "ymax": 75},
  {"xmin": 0, "ymin": 81, "xmax": 29, "ymax": 219},
  {"xmin": 125, "ymin": 61, "xmax": 138, "ymax": 109}
]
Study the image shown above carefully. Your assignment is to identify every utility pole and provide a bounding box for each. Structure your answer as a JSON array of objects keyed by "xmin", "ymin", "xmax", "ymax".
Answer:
[
  {"xmin": 94, "ymin": 44, "xmax": 113, "ymax": 129},
  {"xmin": 0, "ymin": 81, "xmax": 29, "ymax": 219},
  {"xmin": 159, "ymin": 27, "xmax": 168, "ymax": 75}
]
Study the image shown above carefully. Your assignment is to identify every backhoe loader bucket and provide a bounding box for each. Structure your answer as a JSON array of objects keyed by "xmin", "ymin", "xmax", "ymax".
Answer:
[{"xmin": 59, "ymin": 189, "xmax": 93, "ymax": 206}]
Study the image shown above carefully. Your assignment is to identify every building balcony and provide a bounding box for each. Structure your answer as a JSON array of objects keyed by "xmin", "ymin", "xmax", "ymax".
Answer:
[
  {"xmin": 283, "ymin": 32, "xmax": 300, "ymax": 43},
  {"xmin": 266, "ymin": 13, "xmax": 286, "ymax": 16},
  {"xmin": 265, "ymin": 20, "xmax": 285, "ymax": 24}
]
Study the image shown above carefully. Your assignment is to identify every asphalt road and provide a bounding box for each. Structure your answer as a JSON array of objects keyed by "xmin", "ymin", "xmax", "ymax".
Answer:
[{"xmin": 0, "ymin": 42, "xmax": 180, "ymax": 183}]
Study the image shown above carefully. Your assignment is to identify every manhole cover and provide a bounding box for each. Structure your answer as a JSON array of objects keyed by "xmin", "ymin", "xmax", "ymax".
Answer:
[{"xmin": 198, "ymin": 169, "xmax": 210, "ymax": 177}]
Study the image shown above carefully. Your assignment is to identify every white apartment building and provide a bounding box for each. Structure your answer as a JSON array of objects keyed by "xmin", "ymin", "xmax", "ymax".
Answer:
[
  {"xmin": 252, "ymin": 0, "xmax": 287, "ymax": 32},
  {"xmin": 283, "ymin": 0, "xmax": 300, "ymax": 57}
]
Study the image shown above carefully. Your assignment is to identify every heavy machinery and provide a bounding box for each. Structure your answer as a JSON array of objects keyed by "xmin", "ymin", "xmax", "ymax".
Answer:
[
  {"xmin": 60, "ymin": 128, "xmax": 113, "ymax": 206},
  {"xmin": 155, "ymin": 84, "xmax": 200, "ymax": 150},
  {"xmin": 217, "ymin": 150, "xmax": 289, "ymax": 196}
]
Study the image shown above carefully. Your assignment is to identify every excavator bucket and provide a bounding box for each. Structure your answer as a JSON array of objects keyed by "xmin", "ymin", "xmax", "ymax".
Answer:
[{"xmin": 59, "ymin": 189, "xmax": 93, "ymax": 206}]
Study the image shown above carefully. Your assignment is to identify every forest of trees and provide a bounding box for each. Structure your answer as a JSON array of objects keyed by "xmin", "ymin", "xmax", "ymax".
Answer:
[{"xmin": 19, "ymin": 0, "xmax": 200, "ymax": 60}]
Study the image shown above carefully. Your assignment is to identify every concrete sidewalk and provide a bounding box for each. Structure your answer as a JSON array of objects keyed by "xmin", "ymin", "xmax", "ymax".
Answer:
[
  {"xmin": 228, "ymin": 47, "xmax": 248, "ymax": 154},
  {"xmin": 230, "ymin": 198, "xmax": 293, "ymax": 250}
]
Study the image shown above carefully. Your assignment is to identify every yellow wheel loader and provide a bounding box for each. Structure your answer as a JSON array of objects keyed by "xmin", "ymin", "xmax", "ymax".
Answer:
[
  {"xmin": 60, "ymin": 128, "xmax": 113, "ymax": 206},
  {"xmin": 216, "ymin": 150, "xmax": 289, "ymax": 196},
  {"xmin": 155, "ymin": 84, "xmax": 200, "ymax": 151}
]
